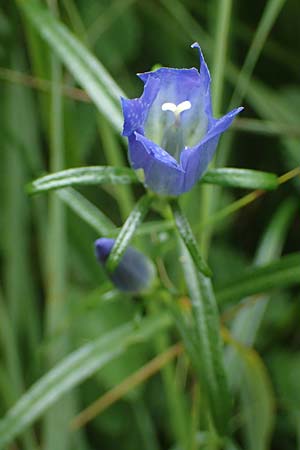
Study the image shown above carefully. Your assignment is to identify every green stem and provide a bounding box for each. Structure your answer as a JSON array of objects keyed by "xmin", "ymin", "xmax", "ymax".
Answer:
[
  {"xmin": 171, "ymin": 203, "xmax": 231, "ymax": 436},
  {"xmin": 97, "ymin": 116, "xmax": 135, "ymax": 221},
  {"xmin": 43, "ymin": 6, "xmax": 74, "ymax": 448},
  {"xmin": 200, "ymin": 0, "xmax": 233, "ymax": 256},
  {"xmin": 150, "ymin": 299, "xmax": 189, "ymax": 449},
  {"xmin": 211, "ymin": 0, "xmax": 233, "ymax": 116},
  {"xmin": 106, "ymin": 193, "xmax": 153, "ymax": 273}
]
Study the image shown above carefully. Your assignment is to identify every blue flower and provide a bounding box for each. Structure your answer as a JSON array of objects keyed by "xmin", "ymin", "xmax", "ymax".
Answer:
[
  {"xmin": 121, "ymin": 43, "xmax": 243, "ymax": 196},
  {"xmin": 95, "ymin": 238, "xmax": 155, "ymax": 293}
]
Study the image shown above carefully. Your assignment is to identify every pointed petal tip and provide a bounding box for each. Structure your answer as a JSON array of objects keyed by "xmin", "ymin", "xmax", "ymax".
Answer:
[
  {"xmin": 191, "ymin": 42, "xmax": 200, "ymax": 50},
  {"xmin": 230, "ymin": 106, "xmax": 244, "ymax": 117}
]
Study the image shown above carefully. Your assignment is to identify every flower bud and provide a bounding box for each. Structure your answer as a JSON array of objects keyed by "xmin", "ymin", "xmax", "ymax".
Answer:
[{"xmin": 95, "ymin": 238, "xmax": 155, "ymax": 293}]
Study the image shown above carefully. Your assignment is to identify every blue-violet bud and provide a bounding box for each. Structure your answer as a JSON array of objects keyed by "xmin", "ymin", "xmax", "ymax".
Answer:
[
  {"xmin": 121, "ymin": 42, "xmax": 243, "ymax": 196},
  {"xmin": 95, "ymin": 238, "xmax": 155, "ymax": 293}
]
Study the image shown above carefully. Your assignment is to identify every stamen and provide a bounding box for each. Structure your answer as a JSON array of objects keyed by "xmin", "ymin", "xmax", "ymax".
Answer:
[
  {"xmin": 161, "ymin": 100, "xmax": 191, "ymax": 116},
  {"xmin": 176, "ymin": 101, "xmax": 192, "ymax": 114},
  {"xmin": 161, "ymin": 102, "xmax": 177, "ymax": 112}
]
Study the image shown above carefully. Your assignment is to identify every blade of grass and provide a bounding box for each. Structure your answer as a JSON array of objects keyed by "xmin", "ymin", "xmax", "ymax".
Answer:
[
  {"xmin": 211, "ymin": 0, "xmax": 232, "ymax": 115},
  {"xmin": 0, "ymin": 290, "xmax": 38, "ymax": 450},
  {"xmin": 222, "ymin": 328, "xmax": 275, "ymax": 450},
  {"xmin": 27, "ymin": 167, "xmax": 277, "ymax": 194},
  {"xmin": 178, "ymin": 240, "xmax": 231, "ymax": 436},
  {"xmin": 97, "ymin": 117, "xmax": 135, "ymax": 221},
  {"xmin": 226, "ymin": 198, "xmax": 297, "ymax": 386},
  {"xmin": 171, "ymin": 201, "xmax": 212, "ymax": 277},
  {"xmin": 0, "ymin": 314, "xmax": 171, "ymax": 448},
  {"xmin": 43, "ymin": 11, "xmax": 74, "ymax": 449},
  {"xmin": 230, "ymin": 0, "xmax": 287, "ymax": 108},
  {"xmin": 27, "ymin": 166, "xmax": 138, "ymax": 194},
  {"xmin": 106, "ymin": 194, "xmax": 153, "ymax": 273},
  {"xmin": 201, "ymin": 168, "xmax": 278, "ymax": 191},
  {"xmin": 171, "ymin": 203, "xmax": 230, "ymax": 435},
  {"xmin": 216, "ymin": 252, "xmax": 300, "ymax": 306},
  {"xmin": 17, "ymin": 0, "xmax": 124, "ymax": 131},
  {"xmin": 56, "ymin": 187, "xmax": 115, "ymax": 235},
  {"xmin": 70, "ymin": 343, "xmax": 182, "ymax": 429}
]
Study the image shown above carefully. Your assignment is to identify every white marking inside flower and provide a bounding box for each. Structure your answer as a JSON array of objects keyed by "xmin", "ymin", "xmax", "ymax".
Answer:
[{"xmin": 161, "ymin": 100, "xmax": 191, "ymax": 115}]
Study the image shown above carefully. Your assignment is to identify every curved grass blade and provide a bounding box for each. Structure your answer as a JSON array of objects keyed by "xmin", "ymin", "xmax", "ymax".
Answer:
[
  {"xmin": 223, "ymin": 328, "xmax": 275, "ymax": 450},
  {"xmin": 230, "ymin": 0, "xmax": 287, "ymax": 106},
  {"xmin": 17, "ymin": 0, "xmax": 124, "ymax": 131},
  {"xmin": 0, "ymin": 314, "xmax": 171, "ymax": 448},
  {"xmin": 106, "ymin": 194, "xmax": 153, "ymax": 273},
  {"xmin": 226, "ymin": 199, "xmax": 297, "ymax": 389},
  {"xmin": 27, "ymin": 167, "xmax": 277, "ymax": 195},
  {"xmin": 171, "ymin": 201, "xmax": 212, "ymax": 277},
  {"xmin": 57, "ymin": 188, "xmax": 115, "ymax": 236},
  {"xmin": 217, "ymin": 252, "xmax": 300, "ymax": 305},
  {"xmin": 27, "ymin": 166, "xmax": 139, "ymax": 194},
  {"xmin": 178, "ymin": 241, "xmax": 231, "ymax": 435},
  {"xmin": 201, "ymin": 168, "xmax": 278, "ymax": 191}
]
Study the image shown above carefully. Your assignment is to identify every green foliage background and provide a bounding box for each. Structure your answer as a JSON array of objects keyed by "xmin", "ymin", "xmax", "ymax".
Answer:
[{"xmin": 0, "ymin": 0, "xmax": 299, "ymax": 449}]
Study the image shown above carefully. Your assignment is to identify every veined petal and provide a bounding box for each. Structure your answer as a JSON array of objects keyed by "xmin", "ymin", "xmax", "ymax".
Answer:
[
  {"xmin": 180, "ymin": 106, "xmax": 243, "ymax": 192},
  {"xmin": 202, "ymin": 106, "xmax": 244, "ymax": 144},
  {"xmin": 134, "ymin": 132, "xmax": 180, "ymax": 168},
  {"xmin": 121, "ymin": 76, "xmax": 160, "ymax": 137},
  {"xmin": 139, "ymin": 68, "xmax": 205, "ymax": 145},
  {"xmin": 185, "ymin": 42, "xmax": 214, "ymax": 139},
  {"xmin": 128, "ymin": 132, "xmax": 185, "ymax": 195},
  {"xmin": 121, "ymin": 42, "xmax": 243, "ymax": 196}
]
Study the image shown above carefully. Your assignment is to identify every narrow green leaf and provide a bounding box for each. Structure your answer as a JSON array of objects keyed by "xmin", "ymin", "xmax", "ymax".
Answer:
[
  {"xmin": 97, "ymin": 117, "xmax": 135, "ymax": 220},
  {"xmin": 211, "ymin": 0, "xmax": 232, "ymax": 115},
  {"xmin": 27, "ymin": 167, "xmax": 277, "ymax": 195},
  {"xmin": 240, "ymin": 352, "xmax": 275, "ymax": 450},
  {"xmin": 171, "ymin": 201, "xmax": 212, "ymax": 277},
  {"xmin": 226, "ymin": 199, "xmax": 297, "ymax": 385},
  {"xmin": 56, "ymin": 187, "xmax": 115, "ymax": 236},
  {"xmin": 106, "ymin": 194, "xmax": 153, "ymax": 273},
  {"xmin": 217, "ymin": 252, "xmax": 300, "ymax": 305},
  {"xmin": 230, "ymin": 0, "xmax": 287, "ymax": 106},
  {"xmin": 0, "ymin": 314, "xmax": 171, "ymax": 448},
  {"xmin": 179, "ymin": 242, "xmax": 231, "ymax": 435},
  {"xmin": 17, "ymin": 0, "xmax": 124, "ymax": 131},
  {"xmin": 224, "ymin": 330, "xmax": 275, "ymax": 450},
  {"xmin": 201, "ymin": 168, "xmax": 278, "ymax": 190},
  {"xmin": 27, "ymin": 166, "xmax": 139, "ymax": 194}
]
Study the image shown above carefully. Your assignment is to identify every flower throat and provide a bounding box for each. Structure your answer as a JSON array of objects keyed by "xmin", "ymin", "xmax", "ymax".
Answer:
[{"xmin": 161, "ymin": 101, "xmax": 191, "ymax": 161}]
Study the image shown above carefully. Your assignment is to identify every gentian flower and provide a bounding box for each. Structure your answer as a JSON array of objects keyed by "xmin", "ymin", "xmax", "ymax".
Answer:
[
  {"xmin": 121, "ymin": 43, "xmax": 243, "ymax": 196},
  {"xmin": 95, "ymin": 238, "xmax": 155, "ymax": 293}
]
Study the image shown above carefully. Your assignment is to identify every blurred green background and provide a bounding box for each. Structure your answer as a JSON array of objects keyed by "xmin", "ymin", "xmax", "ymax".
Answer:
[{"xmin": 0, "ymin": 0, "xmax": 299, "ymax": 449}]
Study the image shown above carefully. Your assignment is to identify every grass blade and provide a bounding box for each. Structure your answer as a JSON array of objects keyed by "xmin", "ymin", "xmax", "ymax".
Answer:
[
  {"xmin": 56, "ymin": 188, "xmax": 115, "ymax": 236},
  {"xmin": 28, "ymin": 166, "xmax": 277, "ymax": 195},
  {"xmin": 171, "ymin": 201, "xmax": 212, "ymax": 277},
  {"xmin": 27, "ymin": 166, "xmax": 138, "ymax": 194},
  {"xmin": 0, "ymin": 314, "xmax": 171, "ymax": 448},
  {"xmin": 17, "ymin": 0, "xmax": 124, "ymax": 131},
  {"xmin": 201, "ymin": 168, "xmax": 278, "ymax": 190},
  {"xmin": 106, "ymin": 194, "xmax": 153, "ymax": 273},
  {"xmin": 179, "ymin": 241, "xmax": 231, "ymax": 435},
  {"xmin": 217, "ymin": 252, "xmax": 300, "ymax": 305}
]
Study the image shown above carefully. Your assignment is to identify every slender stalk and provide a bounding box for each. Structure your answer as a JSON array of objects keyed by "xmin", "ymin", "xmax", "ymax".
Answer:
[
  {"xmin": 97, "ymin": 116, "xmax": 134, "ymax": 221},
  {"xmin": 211, "ymin": 0, "xmax": 233, "ymax": 116},
  {"xmin": 200, "ymin": 0, "xmax": 232, "ymax": 257},
  {"xmin": 43, "ymin": 3, "xmax": 74, "ymax": 449}
]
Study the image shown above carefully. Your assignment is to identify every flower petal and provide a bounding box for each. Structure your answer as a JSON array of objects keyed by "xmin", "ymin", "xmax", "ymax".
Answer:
[
  {"xmin": 128, "ymin": 132, "xmax": 185, "ymax": 195},
  {"xmin": 139, "ymin": 68, "xmax": 206, "ymax": 145},
  {"xmin": 180, "ymin": 106, "xmax": 243, "ymax": 192},
  {"xmin": 183, "ymin": 42, "xmax": 214, "ymax": 143},
  {"xmin": 121, "ymin": 76, "xmax": 160, "ymax": 137}
]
